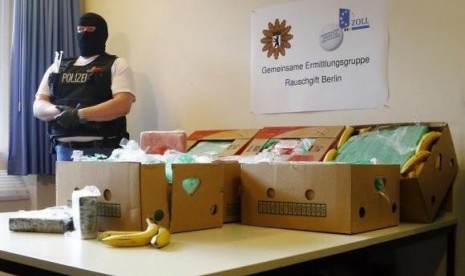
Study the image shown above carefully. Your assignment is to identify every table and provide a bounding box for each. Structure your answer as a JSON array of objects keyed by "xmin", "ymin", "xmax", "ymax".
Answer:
[{"xmin": 0, "ymin": 212, "xmax": 457, "ymax": 276}]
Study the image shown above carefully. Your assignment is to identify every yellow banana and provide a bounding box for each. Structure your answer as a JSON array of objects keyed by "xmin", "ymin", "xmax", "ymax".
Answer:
[
  {"xmin": 414, "ymin": 161, "xmax": 425, "ymax": 177},
  {"xmin": 406, "ymin": 161, "xmax": 426, "ymax": 178},
  {"xmin": 100, "ymin": 218, "xmax": 159, "ymax": 247},
  {"xmin": 323, "ymin": 148, "xmax": 338, "ymax": 162},
  {"xmin": 150, "ymin": 227, "xmax": 171, "ymax": 249},
  {"xmin": 357, "ymin": 126, "xmax": 372, "ymax": 135},
  {"xmin": 337, "ymin": 126, "xmax": 355, "ymax": 149},
  {"xmin": 416, "ymin": 131, "xmax": 441, "ymax": 154},
  {"xmin": 406, "ymin": 170, "xmax": 416, "ymax": 178},
  {"xmin": 97, "ymin": 230, "xmax": 140, "ymax": 241},
  {"xmin": 401, "ymin": 150, "xmax": 431, "ymax": 175}
]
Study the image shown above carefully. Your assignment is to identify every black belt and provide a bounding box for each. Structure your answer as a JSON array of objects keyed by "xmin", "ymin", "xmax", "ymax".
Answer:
[{"xmin": 55, "ymin": 137, "xmax": 121, "ymax": 149}]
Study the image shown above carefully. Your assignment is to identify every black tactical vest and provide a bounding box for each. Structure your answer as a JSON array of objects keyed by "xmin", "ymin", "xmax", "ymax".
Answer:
[{"xmin": 48, "ymin": 54, "xmax": 129, "ymax": 140}]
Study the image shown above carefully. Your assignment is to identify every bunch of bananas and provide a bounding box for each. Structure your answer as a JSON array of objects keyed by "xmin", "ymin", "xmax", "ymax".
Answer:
[
  {"xmin": 415, "ymin": 131, "xmax": 441, "ymax": 154},
  {"xmin": 323, "ymin": 148, "xmax": 338, "ymax": 162},
  {"xmin": 337, "ymin": 126, "xmax": 355, "ymax": 149},
  {"xmin": 401, "ymin": 131, "xmax": 442, "ymax": 177},
  {"xmin": 98, "ymin": 218, "xmax": 171, "ymax": 248}
]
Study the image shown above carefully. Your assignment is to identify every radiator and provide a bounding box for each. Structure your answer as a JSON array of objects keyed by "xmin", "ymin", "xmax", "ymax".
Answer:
[{"xmin": 0, "ymin": 170, "xmax": 30, "ymax": 201}]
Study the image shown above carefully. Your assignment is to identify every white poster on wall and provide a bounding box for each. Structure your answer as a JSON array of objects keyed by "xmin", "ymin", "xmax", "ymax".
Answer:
[{"xmin": 251, "ymin": 0, "xmax": 388, "ymax": 114}]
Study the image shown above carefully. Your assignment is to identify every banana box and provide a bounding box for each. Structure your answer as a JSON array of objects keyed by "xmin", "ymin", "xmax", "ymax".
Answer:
[
  {"xmin": 216, "ymin": 160, "xmax": 241, "ymax": 223},
  {"xmin": 56, "ymin": 161, "xmax": 224, "ymax": 233},
  {"xmin": 186, "ymin": 129, "xmax": 260, "ymax": 223},
  {"xmin": 392, "ymin": 122, "xmax": 456, "ymax": 223},
  {"xmin": 187, "ymin": 129, "xmax": 260, "ymax": 157},
  {"xmin": 141, "ymin": 163, "xmax": 224, "ymax": 232},
  {"xmin": 240, "ymin": 162, "xmax": 400, "ymax": 234},
  {"xmin": 241, "ymin": 126, "xmax": 344, "ymax": 161},
  {"xmin": 334, "ymin": 122, "xmax": 458, "ymax": 223}
]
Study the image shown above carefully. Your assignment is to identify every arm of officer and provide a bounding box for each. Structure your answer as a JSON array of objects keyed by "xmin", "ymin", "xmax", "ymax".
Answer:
[
  {"xmin": 33, "ymin": 94, "xmax": 62, "ymax": 122},
  {"xmin": 77, "ymin": 92, "xmax": 135, "ymax": 122}
]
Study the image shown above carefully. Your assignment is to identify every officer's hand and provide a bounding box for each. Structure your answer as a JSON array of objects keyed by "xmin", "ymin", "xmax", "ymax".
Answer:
[
  {"xmin": 54, "ymin": 109, "xmax": 82, "ymax": 129},
  {"xmin": 55, "ymin": 105, "xmax": 73, "ymax": 112}
]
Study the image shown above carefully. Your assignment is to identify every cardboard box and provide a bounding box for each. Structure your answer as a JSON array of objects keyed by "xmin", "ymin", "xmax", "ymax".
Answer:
[
  {"xmin": 217, "ymin": 161, "xmax": 241, "ymax": 223},
  {"xmin": 241, "ymin": 126, "xmax": 344, "ymax": 161},
  {"xmin": 240, "ymin": 162, "xmax": 400, "ymax": 234},
  {"xmin": 56, "ymin": 161, "xmax": 224, "ymax": 233},
  {"xmin": 396, "ymin": 123, "xmax": 458, "ymax": 222},
  {"xmin": 343, "ymin": 122, "xmax": 458, "ymax": 223},
  {"xmin": 187, "ymin": 129, "xmax": 260, "ymax": 156}
]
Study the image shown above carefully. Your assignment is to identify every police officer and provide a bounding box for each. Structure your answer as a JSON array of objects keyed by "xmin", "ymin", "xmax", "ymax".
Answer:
[{"xmin": 33, "ymin": 12, "xmax": 136, "ymax": 161}]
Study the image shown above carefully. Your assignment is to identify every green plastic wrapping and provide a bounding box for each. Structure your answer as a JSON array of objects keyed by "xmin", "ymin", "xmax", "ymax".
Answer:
[
  {"xmin": 165, "ymin": 153, "xmax": 196, "ymax": 183},
  {"xmin": 335, "ymin": 125, "xmax": 429, "ymax": 166},
  {"xmin": 187, "ymin": 140, "xmax": 233, "ymax": 157}
]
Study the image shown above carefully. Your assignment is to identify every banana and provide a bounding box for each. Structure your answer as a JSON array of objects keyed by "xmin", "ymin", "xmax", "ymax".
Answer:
[
  {"xmin": 406, "ymin": 170, "xmax": 416, "ymax": 179},
  {"xmin": 357, "ymin": 126, "xmax": 372, "ymax": 135},
  {"xmin": 414, "ymin": 161, "xmax": 425, "ymax": 177},
  {"xmin": 401, "ymin": 150, "xmax": 431, "ymax": 175},
  {"xmin": 337, "ymin": 126, "xmax": 355, "ymax": 149},
  {"xmin": 416, "ymin": 131, "xmax": 441, "ymax": 154},
  {"xmin": 97, "ymin": 230, "xmax": 141, "ymax": 241},
  {"xmin": 406, "ymin": 161, "xmax": 426, "ymax": 178},
  {"xmin": 100, "ymin": 218, "xmax": 159, "ymax": 247},
  {"xmin": 323, "ymin": 148, "xmax": 338, "ymax": 162},
  {"xmin": 150, "ymin": 227, "xmax": 171, "ymax": 249}
]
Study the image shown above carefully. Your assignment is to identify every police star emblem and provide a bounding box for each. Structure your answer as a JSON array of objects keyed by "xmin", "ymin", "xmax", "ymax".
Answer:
[{"xmin": 260, "ymin": 19, "xmax": 293, "ymax": 60}]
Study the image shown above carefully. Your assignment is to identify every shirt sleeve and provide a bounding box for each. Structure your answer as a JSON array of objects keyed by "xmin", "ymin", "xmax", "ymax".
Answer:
[
  {"xmin": 35, "ymin": 65, "xmax": 55, "ymax": 97},
  {"xmin": 111, "ymin": 57, "xmax": 136, "ymax": 101}
]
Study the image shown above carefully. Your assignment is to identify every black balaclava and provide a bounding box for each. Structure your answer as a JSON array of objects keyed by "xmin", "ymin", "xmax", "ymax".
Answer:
[{"xmin": 77, "ymin": 13, "xmax": 108, "ymax": 57}]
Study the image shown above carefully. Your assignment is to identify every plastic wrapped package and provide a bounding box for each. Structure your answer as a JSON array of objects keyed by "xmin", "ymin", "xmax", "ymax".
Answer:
[
  {"xmin": 335, "ymin": 125, "xmax": 429, "ymax": 165},
  {"xmin": 9, "ymin": 206, "xmax": 73, "ymax": 233},
  {"xmin": 262, "ymin": 138, "xmax": 314, "ymax": 155},
  {"xmin": 70, "ymin": 186, "xmax": 101, "ymax": 239},
  {"xmin": 187, "ymin": 141, "xmax": 233, "ymax": 157},
  {"xmin": 140, "ymin": 130, "xmax": 187, "ymax": 154}
]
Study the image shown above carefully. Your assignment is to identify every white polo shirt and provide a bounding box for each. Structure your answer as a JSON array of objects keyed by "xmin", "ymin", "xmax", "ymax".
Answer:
[{"xmin": 36, "ymin": 55, "xmax": 136, "ymax": 99}]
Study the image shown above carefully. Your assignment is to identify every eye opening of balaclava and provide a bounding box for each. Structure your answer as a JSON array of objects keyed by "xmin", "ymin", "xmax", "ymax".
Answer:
[{"xmin": 77, "ymin": 13, "xmax": 108, "ymax": 57}]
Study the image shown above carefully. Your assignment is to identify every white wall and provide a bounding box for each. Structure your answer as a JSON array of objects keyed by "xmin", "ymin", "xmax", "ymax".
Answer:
[
  {"xmin": 84, "ymin": 0, "xmax": 465, "ymax": 274},
  {"xmin": 0, "ymin": 0, "xmax": 13, "ymax": 170}
]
